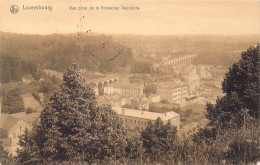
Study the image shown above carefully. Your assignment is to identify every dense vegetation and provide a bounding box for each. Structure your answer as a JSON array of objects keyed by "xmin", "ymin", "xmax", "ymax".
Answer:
[
  {"xmin": 0, "ymin": 55, "xmax": 41, "ymax": 83},
  {"xmin": 143, "ymin": 83, "xmax": 157, "ymax": 96},
  {"xmin": 131, "ymin": 61, "xmax": 155, "ymax": 74},
  {"xmin": 1, "ymin": 88, "xmax": 24, "ymax": 114},
  {"xmin": 16, "ymin": 64, "xmax": 128, "ymax": 164},
  {"xmin": 194, "ymin": 45, "xmax": 260, "ymax": 164},
  {"xmin": 0, "ymin": 32, "xmax": 134, "ymax": 75}
]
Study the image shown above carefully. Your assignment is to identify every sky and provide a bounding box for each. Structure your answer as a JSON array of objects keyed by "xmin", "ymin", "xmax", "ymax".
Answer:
[{"xmin": 0, "ymin": 0, "xmax": 259, "ymax": 35}]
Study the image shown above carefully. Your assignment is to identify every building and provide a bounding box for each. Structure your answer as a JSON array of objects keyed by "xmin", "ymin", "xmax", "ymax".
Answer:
[
  {"xmin": 104, "ymin": 85, "xmax": 114, "ymax": 95},
  {"xmin": 172, "ymin": 85, "xmax": 188, "ymax": 103},
  {"xmin": 158, "ymin": 84, "xmax": 188, "ymax": 104},
  {"xmin": 197, "ymin": 65, "xmax": 213, "ymax": 79},
  {"xmin": 11, "ymin": 112, "xmax": 40, "ymax": 126},
  {"xmin": 181, "ymin": 64, "xmax": 201, "ymax": 94},
  {"xmin": 113, "ymin": 107, "xmax": 180, "ymax": 133},
  {"xmin": 148, "ymin": 94, "xmax": 161, "ymax": 103},
  {"xmin": 130, "ymin": 97, "xmax": 150, "ymax": 110},
  {"xmin": 0, "ymin": 115, "xmax": 32, "ymax": 156},
  {"xmin": 104, "ymin": 82, "xmax": 144, "ymax": 98}
]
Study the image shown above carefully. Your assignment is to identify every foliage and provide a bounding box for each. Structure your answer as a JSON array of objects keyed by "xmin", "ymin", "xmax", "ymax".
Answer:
[
  {"xmin": 25, "ymin": 107, "xmax": 34, "ymax": 114},
  {"xmin": 194, "ymin": 44, "xmax": 260, "ymax": 164},
  {"xmin": 131, "ymin": 61, "xmax": 155, "ymax": 74},
  {"xmin": 0, "ymin": 142, "xmax": 15, "ymax": 165},
  {"xmin": 1, "ymin": 88, "xmax": 24, "ymax": 114},
  {"xmin": 141, "ymin": 118, "xmax": 178, "ymax": 163},
  {"xmin": 143, "ymin": 84, "xmax": 157, "ymax": 96},
  {"xmin": 206, "ymin": 44, "xmax": 259, "ymax": 130},
  {"xmin": 0, "ymin": 55, "xmax": 41, "ymax": 83},
  {"xmin": 222, "ymin": 44, "xmax": 259, "ymax": 119},
  {"xmin": 125, "ymin": 136, "xmax": 144, "ymax": 161},
  {"xmin": 40, "ymin": 79, "xmax": 54, "ymax": 94},
  {"xmin": 31, "ymin": 92, "xmax": 41, "ymax": 104},
  {"xmin": 17, "ymin": 64, "xmax": 127, "ymax": 164},
  {"xmin": 1, "ymin": 33, "xmax": 134, "ymax": 73}
]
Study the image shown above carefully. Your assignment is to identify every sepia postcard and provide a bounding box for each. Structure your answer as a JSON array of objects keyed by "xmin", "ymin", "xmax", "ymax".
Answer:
[{"xmin": 0, "ymin": 0, "xmax": 259, "ymax": 164}]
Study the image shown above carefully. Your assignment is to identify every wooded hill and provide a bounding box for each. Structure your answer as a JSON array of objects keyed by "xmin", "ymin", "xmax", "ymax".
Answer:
[{"xmin": 0, "ymin": 32, "xmax": 134, "ymax": 77}]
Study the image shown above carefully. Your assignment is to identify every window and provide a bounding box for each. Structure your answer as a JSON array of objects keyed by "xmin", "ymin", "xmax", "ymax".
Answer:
[
  {"xmin": 135, "ymin": 120, "xmax": 136, "ymax": 123},
  {"xmin": 138, "ymin": 121, "xmax": 140, "ymax": 125},
  {"xmin": 141, "ymin": 121, "xmax": 143, "ymax": 125},
  {"xmin": 130, "ymin": 119, "xmax": 132, "ymax": 123},
  {"xmin": 126, "ymin": 118, "xmax": 127, "ymax": 122}
]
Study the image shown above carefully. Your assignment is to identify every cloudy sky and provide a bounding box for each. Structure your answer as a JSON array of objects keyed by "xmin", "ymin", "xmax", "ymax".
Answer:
[{"xmin": 0, "ymin": 0, "xmax": 259, "ymax": 35}]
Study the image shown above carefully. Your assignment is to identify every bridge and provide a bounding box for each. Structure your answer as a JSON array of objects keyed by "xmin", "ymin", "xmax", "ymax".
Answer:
[
  {"xmin": 163, "ymin": 54, "xmax": 197, "ymax": 68},
  {"xmin": 85, "ymin": 75, "xmax": 119, "ymax": 95}
]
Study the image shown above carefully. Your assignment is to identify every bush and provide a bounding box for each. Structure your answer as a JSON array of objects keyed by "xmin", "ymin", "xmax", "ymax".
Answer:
[{"xmin": 25, "ymin": 107, "xmax": 34, "ymax": 114}]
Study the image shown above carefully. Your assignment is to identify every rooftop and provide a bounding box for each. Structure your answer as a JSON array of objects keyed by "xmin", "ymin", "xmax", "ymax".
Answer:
[
  {"xmin": 0, "ymin": 115, "xmax": 19, "ymax": 131},
  {"xmin": 113, "ymin": 106, "xmax": 179, "ymax": 121},
  {"xmin": 11, "ymin": 112, "xmax": 40, "ymax": 124}
]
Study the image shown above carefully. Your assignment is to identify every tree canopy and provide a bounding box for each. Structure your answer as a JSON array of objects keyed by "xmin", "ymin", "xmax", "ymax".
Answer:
[
  {"xmin": 17, "ymin": 64, "xmax": 127, "ymax": 164},
  {"xmin": 206, "ymin": 44, "xmax": 259, "ymax": 129},
  {"xmin": 1, "ymin": 88, "xmax": 24, "ymax": 114},
  {"xmin": 141, "ymin": 118, "xmax": 178, "ymax": 163}
]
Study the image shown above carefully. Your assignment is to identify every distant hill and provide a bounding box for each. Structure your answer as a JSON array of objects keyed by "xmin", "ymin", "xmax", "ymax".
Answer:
[
  {"xmin": 0, "ymin": 32, "xmax": 134, "ymax": 74},
  {"xmin": 113, "ymin": 34, "xmax": 260, "ymax": 66}
]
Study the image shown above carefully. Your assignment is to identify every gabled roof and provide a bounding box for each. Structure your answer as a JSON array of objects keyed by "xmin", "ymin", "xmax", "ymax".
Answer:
[
  {"xmin": 0, "ymin": 115, "xmax": 19, "ymax": 131},
  {"xmin": 11, "ymin": 112, "xmax": 40, "ymax": 124}
]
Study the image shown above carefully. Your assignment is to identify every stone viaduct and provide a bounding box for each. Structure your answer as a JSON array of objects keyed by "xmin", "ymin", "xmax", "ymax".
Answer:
[
  {"xmin": 86, "ymin": 75, "xmax": 119, "ymax": 95},
  {"xmin": 163, "ymin": 54, "xmax": 197, "ymax": 68}
]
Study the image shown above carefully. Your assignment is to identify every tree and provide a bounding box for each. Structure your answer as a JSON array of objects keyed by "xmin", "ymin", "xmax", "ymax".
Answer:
[
  {"xmin": 194, "ymin": 45, "xmax": 260, "ymax": 164},
  {"xmin": 222, "ymin": 44, "xmax": 259, "ymax": 119},
  {"xmin": 0, "ymin": 142, "xmax": 15, "ymax": 165},
  {"xmin": 144, "ymin": 84, "xmax": 157, "ymax": 97},
  {"xmin": 2, "ymin": 88, "xmax": 24, "ymax": 114},
  {"xmin": 17, "ymin": 64, "xmax": 127, "ymax": 164},
  {"xmin": 16, "ymin": 129, "xmax": 35, "ymax": 164},
  {"xmin": 206, "ymin": 44, "xmax": 259, "ymax": 129},
  {"xmin": 125, "ymin": 136, "xmax": 144, "ymax": 161},
  {"xmin": 141, "ymin": 118, "xmax": 178, "ymax": 163},
  {"xmin": 40, "ymin": 79, "xmax": 54, "ymax": 93}
]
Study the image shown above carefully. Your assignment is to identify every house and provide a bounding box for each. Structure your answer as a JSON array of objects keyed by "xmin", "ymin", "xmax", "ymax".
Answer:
[
  {"xmin": 113, "ymin": 106, "xmax": 180, "ymax": 134},
  {"xmin": 158, "ymin": 84, "xmax": 188, "ymax": 104},
  {"xmin": 148, "ymin": 94, "xmax": 161, "ymax": 103},
  {"xmin": 197, "ymin": 65, "xmax": 212, "ymax": 79},
  {"xmin": 103, "ymin": 81, "xmax": 144, "ymax": 98},
  {"xmin": 11, "ymin": 112, "xmax": 40, "ymax": 126},
  {"xmin": 0, "ymin": 115, "xmax": 32, "ymax": 156},
  {"xmin": 172, "ymin": 85, "xmax": 188, "ymax": 103},
  {"xmin": 130, "ymin": 98, "xmax": 150, "ymax": 110},
  {"xmin": 181, "ymin": 64, "xmax": 201, "ymax": 93}
]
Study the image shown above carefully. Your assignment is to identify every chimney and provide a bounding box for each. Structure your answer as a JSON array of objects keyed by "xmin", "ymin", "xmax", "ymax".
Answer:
[{"xmin": 122, "ymin": 108, "xmax": 125, "ymax": 114}]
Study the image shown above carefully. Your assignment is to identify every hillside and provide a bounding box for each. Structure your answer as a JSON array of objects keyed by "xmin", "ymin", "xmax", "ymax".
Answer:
[{"xmin": 0, "ymin": 32, "xmax": 134, "ymax": 74}]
